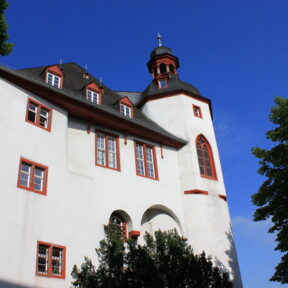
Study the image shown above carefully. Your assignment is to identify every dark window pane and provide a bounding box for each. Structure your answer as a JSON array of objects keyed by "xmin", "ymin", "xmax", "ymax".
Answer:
[
  {"xmin": 160, "ymin": 63, "xmax": 167, "ymax": 73},
  {"xmin": 28, "ymin": 110, "xmax": 36, "ymax": 123}
]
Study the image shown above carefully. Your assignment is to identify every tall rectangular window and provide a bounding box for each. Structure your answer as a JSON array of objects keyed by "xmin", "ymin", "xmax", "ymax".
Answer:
[
  {"xmin": 46, "ymin": 72, "xmax": 60, "ymax": 88},
  {"xmin": 18, "ymin": 158, "xmax": 48, "ymax": 195},
  {"xmin": 36, "ymin": 241, "xmax": 66, "ymax": 279},
  {"xmin": 26, "ymin": 98, "xmax": 52, "ymax": 131},
  {"xmin": 135, "ymin": 142, "xmax": 158, "ymax": 179},
  {"xmin": 96, "ymin": 131, "xmax": 120, "ymax": 171}
]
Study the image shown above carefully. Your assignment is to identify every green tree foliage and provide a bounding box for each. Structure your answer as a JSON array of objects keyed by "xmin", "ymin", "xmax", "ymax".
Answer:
[
  {"xmin": 0, "ymin": 0, "xmax": 13, "ymax": 56},
  {"xmin": 252, "ymin": 96, "xmax": 288, "ymax": 284},
  {"xmin": 72, "ymin": 225, "xmax": 233, "ymax": 288}
]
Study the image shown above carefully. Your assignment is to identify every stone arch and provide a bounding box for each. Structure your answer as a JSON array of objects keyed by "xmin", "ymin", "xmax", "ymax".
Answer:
[
  {"xmin": 140, "ymin": 204, "xmax": 183, "ymax": 238},
  {"xmin": 108, "ymin": 209, "xmax": 133, "ymax": 233}
]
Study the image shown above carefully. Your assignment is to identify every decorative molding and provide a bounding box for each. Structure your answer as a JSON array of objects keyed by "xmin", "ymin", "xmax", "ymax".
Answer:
[
  {"xmin": 219, "ymin": 195, "xmax": 227, "ymax": 201},
  {"xmin": 184, "ymin": 189, "xmax": 208, "ymax": 195},
  {"xmin": 128, "ymin": 230, "xmax": 140, "ymax": 239}
]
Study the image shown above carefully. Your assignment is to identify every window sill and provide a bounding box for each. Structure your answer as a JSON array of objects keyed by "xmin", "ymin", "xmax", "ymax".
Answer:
[
  {"xmin": 17, "ymin": 184, "xmax": 47, "ymax": 196},
  {"xmin": 200, "ymin": 175, "xmax": 218, "ymax": 181},
  {"xmin": 136, "ymin": 173, "xmax": 159, "ymax": 181},
  {"xmin": 95, "ymin": 164, "xmax": 121, "ymax": 172}
]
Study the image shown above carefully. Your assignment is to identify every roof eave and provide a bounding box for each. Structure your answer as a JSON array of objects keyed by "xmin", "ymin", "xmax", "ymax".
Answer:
[
  {"xmin": 138, "ymin": 89, "xmax": 213, "ymax": 120},
  {"xmin": 0, "ymin": 67, "xmax": 186, "ymax": 149}
]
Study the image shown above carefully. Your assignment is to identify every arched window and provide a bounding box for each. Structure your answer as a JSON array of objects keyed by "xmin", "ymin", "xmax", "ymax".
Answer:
[
  {"xmin": 160, "ymin": 63, "xmax": 167, "ymax": 73},
  {"xmin": 169, "ymin": 64, "xmax": 175, "ymax": 74},
  {"xmin": 109, "ymin": 213, "xmax": 127, "ymax": 239},
  {"xmin": 196, "ymin": 135, "xmax": 217, "ymax": 180}
]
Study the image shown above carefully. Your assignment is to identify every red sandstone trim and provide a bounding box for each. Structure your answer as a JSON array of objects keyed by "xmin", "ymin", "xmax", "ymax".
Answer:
[
  {"xmin": 219, "ymin": 195, "xmax": 227, "ymax": 201},
  {"xmin": 184, "ymin": 189, "xmax": 208, "ymax": 195},
  {"xmin": 129, "ymin": 230, "xmax": 141, "ymax": 239},
  {"xmin": 17, "ymin": 158, "xmax": 48, "ymax": 196},
  {"xmin": 95, "ymin": 129, "xmax": 121, "ymax": 171},
  {"xmin": 36, "ymin": 241, "xmax": 66, "ymax": 279},
  {"xmin": 25, "ymin": 98, "xmax": 53, "ymax": 132}
]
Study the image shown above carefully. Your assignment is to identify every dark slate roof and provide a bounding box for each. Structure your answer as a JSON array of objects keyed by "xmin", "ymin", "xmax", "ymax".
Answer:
[
  {"xmin": 18, "ymin": 62, "xmax": 120, "ymax": 107},
  {"xmin": 150, "ymin": 46, "xmax": 174, "ymax": 58},
  {"xmin": 11, "ymin": 62, "xmax": 186, "ymax": 145},
  {"xmin": 115, "ymin": 91, "xmax": 142, "ymax": 106},
  {"xmin": 141, "ymin": 75, "xmax": 202, "ymax": 100}
]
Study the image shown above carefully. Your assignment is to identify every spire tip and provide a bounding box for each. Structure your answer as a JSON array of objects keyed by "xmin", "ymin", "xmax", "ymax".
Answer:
[{"xmin": 157, "ymin": 33, "xmax": 162, "ymax": 47}]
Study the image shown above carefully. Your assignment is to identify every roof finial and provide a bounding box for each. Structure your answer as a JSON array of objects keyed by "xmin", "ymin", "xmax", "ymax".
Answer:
[
  {"xmin": 85, "ymin": 64, "xmax": 88, "ymax": 71},
  {"xmin": 100, "ymin": 77, "xmax": 102, "ymax": 83},
  {"xmin": 157, "ymin": 33, "xmax": 162, "ymax": 47},
  {"xmin": 59, "ymin": 59, "xmax": 63, "ymax": 68}
]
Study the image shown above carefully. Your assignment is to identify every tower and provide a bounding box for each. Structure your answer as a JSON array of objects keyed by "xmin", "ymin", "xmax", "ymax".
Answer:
[{"xmin": 139, "ymin": 36, "xmax": 243, "ymax": 287}]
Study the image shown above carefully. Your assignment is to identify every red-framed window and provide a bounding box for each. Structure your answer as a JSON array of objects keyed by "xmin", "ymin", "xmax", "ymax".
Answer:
[
  {"xmin": 95, "ymin": 131, "xmax": 120, "ymax": 171},
  {"xmin": 36, "ymin": 241, "xmax": 66, "ymax": 279},
  {"xmin": 134, "ymin": 142, "xmax": 158, "ymax": 180},
  {"xmin": 109, "ymin": 213, "xmax": 127, "ymax": 240},
  {"xmin": 119, "ymin": 96, "xmax": 134, "ymax": 118},
  {"xmin": 192, "ymin": 105, "xmax": 202, "ymax": 118},
  {"xmin": 86, "ymin": 89, "xmax": 99, "ymax": 104},
  {"xmin": 26, "ymin": 98, "xmax": 52, "ymax": 131},
  {"xmin": 45, "ymin": 65, "xmax": 64, "ymax": 89},
  {"xmin": 196, "ymin": 135, "xmax": 217, "ymax": 180},
  {"xmin": 46, "ymin": 73, "xmax": 60, "ymax": 88},
  {"xmin": 17, "ymin": 158, "xmax": 48, "ymax": 195},
  {"xmin": 120, "ymin": 103, "xmax": 131, "ymax": 117},
  {"xmin": 86, "ymin": 82, "xmax": 102, "ymax": 105}
]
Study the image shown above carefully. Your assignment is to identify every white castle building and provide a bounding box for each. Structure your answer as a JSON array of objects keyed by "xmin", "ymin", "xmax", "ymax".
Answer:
[{"xmin": 0, "ymin": 38, "xmax": 242, "ymax": 288}]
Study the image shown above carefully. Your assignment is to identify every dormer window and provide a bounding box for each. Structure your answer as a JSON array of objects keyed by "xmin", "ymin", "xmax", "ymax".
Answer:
[
  {"xmin": 85, "ymin": 82, "xmax": 102, "ymax": 105},
  {"xmin": 120, "ymin": 104, "xmax": 131, "ymax": 117},
  {"xmin": 119, "ymin": 96, "xmax": 134, "ymax": 118},
  {"xmin": 47, "ymin": 73, "xmax": 60, "ymax": 88},
  {"xmin": 158, "ymin": 79, "xmax": 168, "ymax": 88},
  {"xmin": 45, "ymin": 65, "xmax": 64, "ymax": 89},
  {"xmin": 87, "ymin": 89, "xmax": 99, "ymax": 104}
]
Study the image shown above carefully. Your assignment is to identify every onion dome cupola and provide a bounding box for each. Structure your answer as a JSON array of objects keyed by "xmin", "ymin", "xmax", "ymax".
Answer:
[{"xmin": 147, "ymin": 33, "xmax": 180, "ymax": 81}]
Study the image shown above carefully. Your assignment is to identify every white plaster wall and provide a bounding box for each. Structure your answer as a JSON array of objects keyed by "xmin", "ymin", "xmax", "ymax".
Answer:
[
  {"xmin": 141, "ymin": 94, "xmax": 242, "ymax": 287},
  {"xmin": 0, "ymin": 78, "xmax": 69, "ymax": 288},
  {"xmin": 66, "ymin": 118, "xmax": 187, "ymax": 235},
  {"xmin": 0, "ymin": 78, "xmax": 241, "ymax": 287},
  {"xmin": 140, "ymin": 209, "xmax": 182, "ymax": 239},
  {"xmin": 0, "ymin": 78, "xmax": 191, "ymax": 287}
]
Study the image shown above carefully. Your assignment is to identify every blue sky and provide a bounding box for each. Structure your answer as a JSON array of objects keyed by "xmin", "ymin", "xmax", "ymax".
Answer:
[{"xmin": 2, "ymin": 1, "xmax": 288, "ymax": 287}]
